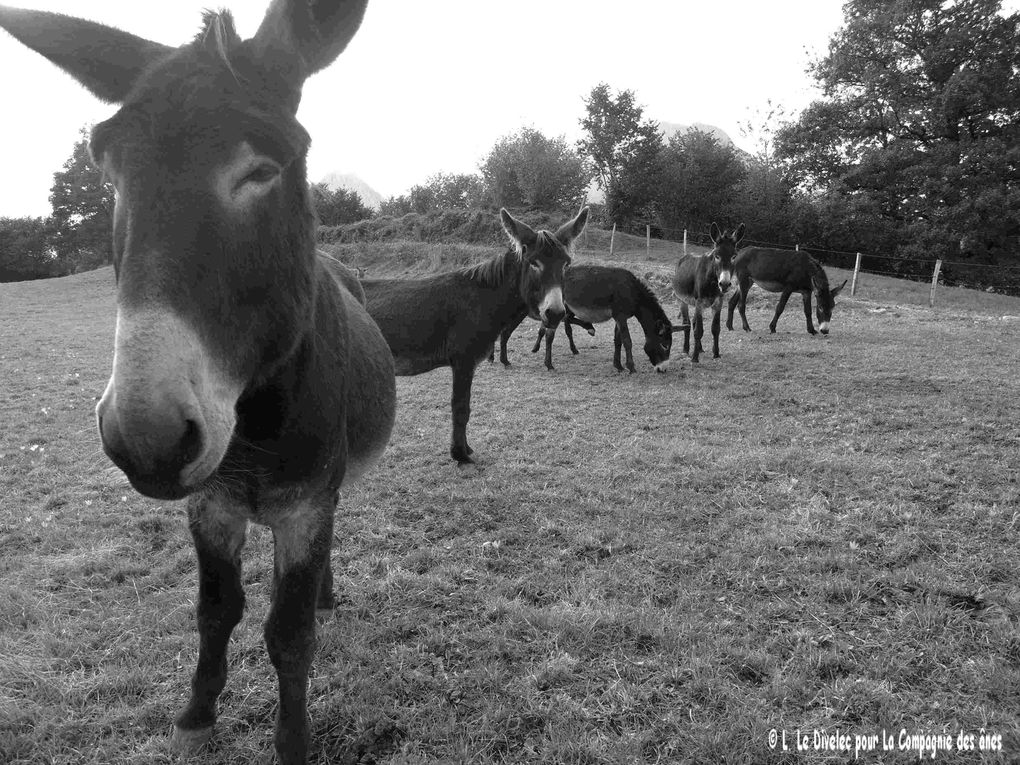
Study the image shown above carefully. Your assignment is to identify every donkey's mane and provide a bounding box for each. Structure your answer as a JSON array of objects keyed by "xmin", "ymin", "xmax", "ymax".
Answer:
[
  {"xmin": 464, "ymin": 229, "xmax": 562, "ymax": 288},
  {"xmin": 807, "ymin": 256, "xmax": 830, "ymax": 293},
  {"xmin": 632, "ymin": 272, "xmax": 669, "ymax": 324},
  {"xmin": 197, "ymin": 11, "xmax": 241, "ymax": 65},
  {"xmin": 463, "ymin": 248, "xmax": 521, "ymax": 288}
]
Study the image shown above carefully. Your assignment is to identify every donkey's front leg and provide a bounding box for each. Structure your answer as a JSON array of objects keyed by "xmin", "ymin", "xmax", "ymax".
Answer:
[
  {"xmin": 450, "ymin": 361, "xmax": 475, "ymax": 462},
  {"xmin": 801, "ymin": 290, "xmax": 817, "ymax": 334},
  {"xmin": 172, "ymin": 493, "xmax": 248, "ymax": 754},
  {"xmin": 266, "ymin": 497, "xmax": 335, "ymax": 765},
  {"xmin": 711, "ymin": 303, "xmax": 722, "ymax": 358},
  {"xmin": 542, "ymin": 324, "xmax": 557, "ymax": 370}
]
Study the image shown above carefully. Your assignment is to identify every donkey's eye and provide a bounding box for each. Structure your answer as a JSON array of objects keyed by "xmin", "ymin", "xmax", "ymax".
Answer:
[{"xmin": 240, "ymin": 162, "xmax": 281, "ymax": 187}]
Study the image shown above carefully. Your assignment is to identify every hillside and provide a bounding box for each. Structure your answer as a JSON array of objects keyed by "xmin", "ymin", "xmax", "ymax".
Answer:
[{"xmin": 318, "ymin": 171, "xmax": 384, "ymax": 209}]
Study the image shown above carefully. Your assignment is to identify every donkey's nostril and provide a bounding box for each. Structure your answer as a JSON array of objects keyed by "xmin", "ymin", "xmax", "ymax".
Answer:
[{"xmin": 179, "ymin": 419, "xmax": 204, "ymax": 466}]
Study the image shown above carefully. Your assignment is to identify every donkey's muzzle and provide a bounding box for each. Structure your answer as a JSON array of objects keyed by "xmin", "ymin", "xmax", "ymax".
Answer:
[
  {"xmin": 542, "ymin": 306, "xmax": 566, "ymax": 328},
  {"xmin": 97, "ymin": 398, "xmax": 206, "ymax": 500}
]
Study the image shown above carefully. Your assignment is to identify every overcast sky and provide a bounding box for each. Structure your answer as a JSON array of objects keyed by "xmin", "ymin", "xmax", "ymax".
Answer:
[{"xmin": 0, "ymin": 1, "xmax": 1015, "ymax": 218}]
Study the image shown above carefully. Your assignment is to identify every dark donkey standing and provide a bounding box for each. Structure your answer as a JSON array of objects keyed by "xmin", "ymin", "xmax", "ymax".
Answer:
[
  {"xmin": 727, "ymin": 247, "xmax": 847, "ymax": 335},
  {"xmin": 494, "ymin": 264, "xmax": 680, "ymax": 373},
  {"xmin": 0, "ymin": 2, "xmax": 397, "ymax": 763},
  {"xmin": 672, "ymin": 223, "xmax": 745, "ymax": 362},
  {"xmin": 362, "ymin": 208, "xmax": 586, "ymax": 463}
]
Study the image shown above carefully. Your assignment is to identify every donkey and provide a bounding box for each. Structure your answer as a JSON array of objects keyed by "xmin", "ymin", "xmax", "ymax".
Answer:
[
  {"xmin": 726, "ymin": 247, "xmax": 847, "ymax": 335},
  {"xmin": 672, "ymin": 223, "xmax": 744, "ymax": 362},
  {"xmin": 362, "ymin": 208, "xmax": 586, "ymax": 463},
  {"xmin": 0, "ymin": 3, "xmax": 397, "ymax": 763},
  {"xmin": 495, "ymin": 264, "xmax": 680, "ymax": 373}
]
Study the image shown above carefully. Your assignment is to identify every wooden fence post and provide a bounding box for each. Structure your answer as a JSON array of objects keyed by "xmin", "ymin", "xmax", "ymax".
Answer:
[
  {"xmin": 609, "ymin": 223, "xmax": 616, "ymax": 257},
  {"xmin": 850, "ymin": 252, "xmax": 862, "ymax": 296},
  {"xmin": 929, "ymin": 259, "xmax": 943, "ymax": 307},
  {"xmin": 683, "ymin": 229, "xmax": 687, "ymax": 258},
  {"xmin": 646, "ymin": 224, "xmax": 651, "ymax": 257},
  {"xmin": 795, "ymin": 244, "xmax": 800, "ymax": 251}
]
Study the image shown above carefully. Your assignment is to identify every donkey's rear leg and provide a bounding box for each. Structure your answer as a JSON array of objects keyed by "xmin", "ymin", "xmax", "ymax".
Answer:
[
  {"xmin": 265, "ymin": 496, "xmax": 335, "ymax": 765},
  {"xmin": 172, "ymin": 494, "xmax": 247, "ymax": 754}
]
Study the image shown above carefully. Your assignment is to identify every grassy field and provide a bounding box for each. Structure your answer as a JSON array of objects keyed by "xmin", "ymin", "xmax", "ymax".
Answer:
[{"xmin": 1, "ymin": 239, "xmax": 1019, "ymax": 764}]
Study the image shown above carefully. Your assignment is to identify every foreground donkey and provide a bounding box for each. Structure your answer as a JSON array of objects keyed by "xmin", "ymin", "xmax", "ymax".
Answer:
[
  {"xmin": 362, "ymin": 208, "xmax": 586, "ymax": 463},
  {"xmin": 495, "ymin": 264, "xmax": 680, "ymax": 372},
  {"xmin": 672, "ymin": 223, "xmax": 744, "ymax": 362},
  {"xmin": 0, "ymin": 2, "xmax": 397, "ymax": 763},
  {"xmin": 726, "ymin": 247, "xmax": 847, "ymax": 335}
]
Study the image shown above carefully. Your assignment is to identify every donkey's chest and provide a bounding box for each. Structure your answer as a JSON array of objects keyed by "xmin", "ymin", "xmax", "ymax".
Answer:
[{"xmin": 678, "ymin": 293, "xmax": 724, "ymax": 311}]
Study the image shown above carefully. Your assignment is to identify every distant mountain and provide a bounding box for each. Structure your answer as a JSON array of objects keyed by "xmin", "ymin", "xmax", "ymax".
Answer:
[
  {"xmin": 657, "ymin": 121, "xmax": 735, "ymax": 146},
  {"xmin": 318, "ymin": 172, "xmax": 383, "ymax": 210}
]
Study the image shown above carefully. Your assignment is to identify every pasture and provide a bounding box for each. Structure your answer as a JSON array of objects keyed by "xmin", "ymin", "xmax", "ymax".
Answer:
[{"xmin": 1, "ymin": 242, "xmax": 1019, "ymax": 764}]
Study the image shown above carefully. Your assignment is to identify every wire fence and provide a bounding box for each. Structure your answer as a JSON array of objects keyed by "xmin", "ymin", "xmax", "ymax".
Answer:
[{"xmin": 598, "ymin": 221, "xmax": 1020, "ymax": 300}]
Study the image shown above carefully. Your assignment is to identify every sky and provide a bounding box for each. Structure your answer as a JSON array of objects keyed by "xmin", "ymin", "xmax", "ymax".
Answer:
[{"xmin": 0, "ymin": 1, "xmax": 1008, "ymax": 218}]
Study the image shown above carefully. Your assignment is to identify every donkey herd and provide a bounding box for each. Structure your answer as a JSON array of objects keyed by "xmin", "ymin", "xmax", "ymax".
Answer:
[{"xmin": 0, "ymin": 1, "xmax": 847, "ymax": 762}]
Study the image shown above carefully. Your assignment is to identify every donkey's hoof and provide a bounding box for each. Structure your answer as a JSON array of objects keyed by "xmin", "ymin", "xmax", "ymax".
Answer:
[
  {"xmin": 171, "ymin": 724, "xmax": 215, "ymax": 754},
  {"xmin": 451, "ymin": 448, "xmax": 474, "ymax": 464},
  {"xmin": 585, "ymin": 328, "xmax": 596, "ymax": 336}
]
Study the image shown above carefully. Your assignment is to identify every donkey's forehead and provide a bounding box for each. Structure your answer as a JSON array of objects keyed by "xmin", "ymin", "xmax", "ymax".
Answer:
[
  {"xmin": 91, "ymin": 44, "xmax": 310, "ymax": 166},
  {"xmin": 534, "ymin": 231, "xmax": 571, "ymax": 259}
]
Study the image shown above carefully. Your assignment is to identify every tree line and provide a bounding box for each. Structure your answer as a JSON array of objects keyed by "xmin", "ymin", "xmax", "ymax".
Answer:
[{"xmin": 4, "ymin": 0, "xmax": 1017, "ymax": 292}]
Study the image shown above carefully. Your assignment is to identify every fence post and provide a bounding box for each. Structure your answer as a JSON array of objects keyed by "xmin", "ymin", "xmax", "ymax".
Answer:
[
  {"xmin": 851, "ymin": 252, "xmax": 862, "ymax": 296},
  {"xmin": 646, "ymin": 225, "xmax": 651, "ymax": 257},
  {"xmin": 683, "ymin": 229, "xmax": 687, "ymax": 258},
  {"xmin": 609, "ymin": 223, "xmax": 616, "ymax": 257},
  {"xmin": 929, "ymin": 259, "xmax": 943, "ymax": 307},
  {"xmin": 795, "ymin": 244, "xmax": 800, "ymax": 251}
]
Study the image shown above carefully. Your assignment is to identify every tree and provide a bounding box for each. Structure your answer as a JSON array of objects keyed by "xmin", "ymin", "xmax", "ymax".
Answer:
[
  {"xmin": 606, "ymin": 127, "xmax": 663, "ymax": 225},
  {"xmin": 480, "ymin": 127, "xmax": 590, "ymax": 212},
  {"xmin": 653, "ymin": 129, "xmax": 746, "ymax": 235},
  {"xmin": 776, "ymin": 0, "xmax": 1020, "ymax": 271},
  {"xmin": 407, "ymin": 173, "xmax": 485, "ymax": 213},
  {"xmin": 0, "ymin": 216, "xmax": 52, "ymax": 281},
  {"xmin": 310, "ymin": 183, "xmax": 373, "ymax": 226},
  {"xmin": 48, "ymin": 126, "xmax": 114, "ymax": 274},
  {"xmin": 578, "ymin": 83, "xmax": 661, "ymax": 193}
]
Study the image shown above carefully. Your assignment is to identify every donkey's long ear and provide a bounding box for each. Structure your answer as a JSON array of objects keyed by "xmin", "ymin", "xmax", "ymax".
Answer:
[
  {"xmin": 831, "ymin": 279, "xmax": 848, "ymax": 298},
  {"xmin": 554, "ymin": 206, "xmax": 590, "ymax": 247},
  {"xmin": 733, "ymin": 223, "xmax": 745, "ymax": 244},
  {"xmin": 500, "ymin": 209, "xmax": 538, "ymax": 255},
  {"xmin": 0, "ymin": 6, "xmax": 172, "ymax": 103},
  {"xmin": 250, "ymin": 0, "xmax": 368, "ymax": 87},
  {"xmin": 710, "ymin": 222, "xmax": 722, "ymax": 243}
]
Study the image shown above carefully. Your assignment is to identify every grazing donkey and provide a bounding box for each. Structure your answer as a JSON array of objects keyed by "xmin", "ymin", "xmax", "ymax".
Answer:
[
  {"xmin": 362, "ymin": 208, "xmax": 586, "ymax": 463},
  {"xmin": 495, "ymin": 264, "xmax": 681, "ymax": 372},
  {"xmin": 726, "ymin": 247, "xmax": 847, "ymax": 335},
  {"xmin": 672, "ymin": 223, "xmax": 744, "ymax": 362},
  {"xmin": 0, "ymin": 2, "xmax": 397, "ymax": 763}
]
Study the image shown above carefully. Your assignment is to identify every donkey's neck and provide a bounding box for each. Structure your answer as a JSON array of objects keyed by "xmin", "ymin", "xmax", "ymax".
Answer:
[{"xmin": 226, "ymin": 264, "xmax": 348, "ymax": 491}]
